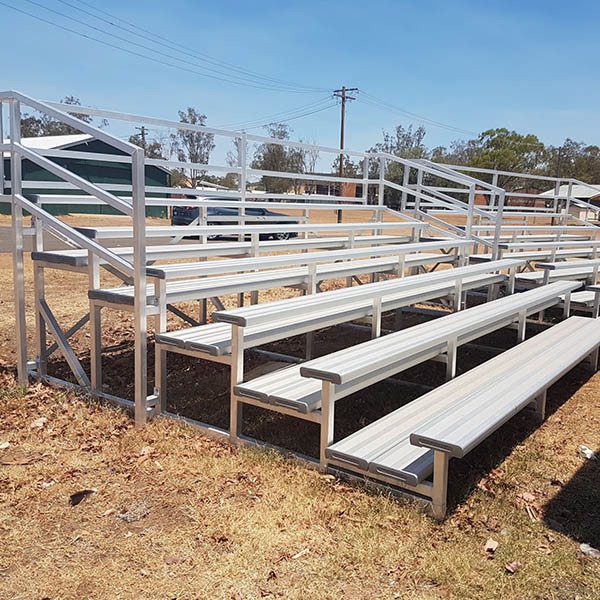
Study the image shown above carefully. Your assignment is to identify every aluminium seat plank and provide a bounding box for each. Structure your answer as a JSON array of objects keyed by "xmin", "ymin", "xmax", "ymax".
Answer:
[{"xmin": 409, "ymin": 317, "xmax": 600, "ymax": 458}]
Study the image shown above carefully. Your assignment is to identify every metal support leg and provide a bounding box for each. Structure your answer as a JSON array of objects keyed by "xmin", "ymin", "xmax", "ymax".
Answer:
[
  {"xmin": 152, "ymin": 279, "xmax": 167, "ymax": 413},
  {"xmin": 230, "ymin": 325, "xmax": 244, "ymax": 441},
  {"xmin": 517, "ymin": 311, "xmax": 527, "ymax": 342},
  {"xmin": 431, "ymin": 451, "xmax": 449, "ymax": 520},
  {"xmin": 445, "ymin": 338, "xmax": 457, "ymax": 381},
  {"xmin": 531, "ymin": 391, "xmax": 547, "ymax": 420},
  {"xmin": 563, "ymin": 292, "xmax": 571, "ymax": 318},
  {"xmin": 371, "ymin": 295, "xmax": 382, "ymax": 339},
  {"xmin": 131, "ymin": 148, "xmax": 148, "ymax": 428},
  {"xmin": 305, "ymin": 265, "xmax": 317, "ymax": 359},
  {"xmin": 155, "ymin": 345, "xmax": 167, "ymax": 413},
  {"xmin": 10, "ymin": 100, "xmax": 27, "ymax": 385},
  {"xmin": 320, "ymin": 381, "xmax": 335, "ymax": 466},
  {"xmin": 90, "ymin": 303, "xmax": 102, "ymax": 393},
  {"xmin": 588, "ymin": 348, "xmax": 599, "ymax": 372},
  {"xmin": 592, "ymin": 291, "xmax": 600, "ymax": 319},
  {"xmin": 199, "ymin": 299, "xmax": 208, "ymax": 324},
  {"xmin": 33, "ymin": 264, "xmax": 47, "ymax": 379}
]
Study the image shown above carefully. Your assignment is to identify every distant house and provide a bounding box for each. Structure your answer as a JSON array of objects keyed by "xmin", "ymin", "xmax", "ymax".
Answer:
[
  {"xmin": 1, "ymin": 134, "xmax": 171, "ymax": 217},
  {"xmin": 540, "ymin": 183, "xmax": 600, "ymax": 219}
]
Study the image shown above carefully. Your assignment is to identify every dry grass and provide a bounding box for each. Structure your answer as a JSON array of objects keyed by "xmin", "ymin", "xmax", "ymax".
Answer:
[
  {"xmin": 1, "ymin": 370, "xmax": 598, "ymax": 600},
  {"xmin": 0, "ymin": 214, "xmax": 599, "ymax": 599}
]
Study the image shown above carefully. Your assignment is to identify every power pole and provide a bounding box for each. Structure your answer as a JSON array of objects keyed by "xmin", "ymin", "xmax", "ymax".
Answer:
[
  {"xmin": 135, "ymin": 125, "xmax": 147, "ymax": 153},
  {"xmin": 333, "ymin": 86, "xmax": 358, "ymax": 221}
]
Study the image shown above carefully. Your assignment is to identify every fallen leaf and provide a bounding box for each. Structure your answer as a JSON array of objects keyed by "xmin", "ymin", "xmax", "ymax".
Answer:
[
  {"xmin": 164, "ymin": 556, "xmax": 182, "ymax": 565},
  {"xmin": 69, "ymin": 489, "xmax": 96, "ymax": 507},
  {"xmin": 505, "ymin": 561, "xmax": 523, "ymax": 574},
  {"xmin": 485, "ymin": 538, "xmax": 499, "ymax": 554},
  {"xmin": 0, "ymin": 451, "xmax": 45, "ymax": 466},
  {"xmin": 118, "ymin": 500, "xmax": 150, "ymax": 523},
  {"xmin": 517, "ymin": 492, "xmax": 536, "ymax": 504},
  {"xmin": 30, "ymin": 417, "xmax": 47, "ymax": 429},
  {"xmin": 580, "ymin": 543, "xmax": 600, "ymax": 559}
]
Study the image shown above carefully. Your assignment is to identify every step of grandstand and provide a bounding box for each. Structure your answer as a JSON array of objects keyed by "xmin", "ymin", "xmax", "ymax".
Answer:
[
  {"xmin": 515, "ymin": 259, "xmax": 600, "ymax": 288},
  {"xmin": 31, "ymin": 235, "xmax": 419, "ymax": 269},
  {"xmin": 325, "ymin": 316, "xmax": 600, "ymax": 518},
  {"xmin": 89, "ymin": 253, "xmax": 457, "ymax": 308},
  {"xmin": 234, "ymin": 282, "xmax": 580, "ymax": 459}
]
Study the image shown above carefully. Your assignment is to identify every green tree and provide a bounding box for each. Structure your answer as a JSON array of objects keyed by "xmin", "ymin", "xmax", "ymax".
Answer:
[
  {"xmin": 170, "ymin": 107, "xmax": 215, "ymax": 188},
  {"xmin": 251, "ymin": 123, "xmax": 301, "ymax": 193},
  {"xmin": 128, "ymin": 131, "xmax": 167, "ymax": 159},
  {"xmin": 20, "ymin": 96, "xmax": 108, "ymax": 137}
]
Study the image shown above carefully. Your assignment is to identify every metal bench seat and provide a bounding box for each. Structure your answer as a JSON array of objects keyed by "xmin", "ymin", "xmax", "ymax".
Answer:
[
  {"xmin": 328, "ymin": 316, "xmax": 600, "ymax": 518},
  {"xmin": 32, "ymin": 234, "xmax": 414, "ymax": 268},
  {"xmin": 347, "ymin": 315, "xmax": 576, "ymax": 480},
  {"xmin": 89, "ymin": 252, "xmax": 454, "ymax": 307},
  {"xmin": 298, "ymin": 281, "xmax": 579, "ymax": 386},
  {"xmin": 74, "ymin": 220, "xmax": 426, "ymax": 240},
  {"xmin": 410, "ymin": 317, "xmax": 600, "ymax": 458},
  {"xmin": 470, "ymin": 248, "xmax": 597, "ymax": 263},
  {"xmin": 516, "ymin": 266, "xmax": 598, "ymax": 285},
  {"xmin": 235, "ymin": 282, "xmax": 581, "ymax": 418},
  {"xmin": 157, "ymin": 272, "xmax": 507, "ymax": 360},
  {"xmin": 566, "ymin": 290, "xmax": 599, "ymax": 306}
]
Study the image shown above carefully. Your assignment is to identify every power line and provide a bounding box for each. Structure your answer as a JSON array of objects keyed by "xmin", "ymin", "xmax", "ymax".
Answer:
[
  {"xmin": 359, "ymin": 91, "xmax": 478, "ymax": 136},
  {"xmin": 216, "ymin": 97, "xmax": 334, "ymax": 129},
  {"xmin": 1, "ymin": 0, "xmax": 321, "ymax": 93},
  {"xmin": 236, "ymin": 101, "xmax": 339, "ymax": 131},
  {"xmin": 22, "ymin": 0, "xmax": 317, "ymax": 93},
  {"xmin": 58, "ymin": 0, "xmax": 327, "ymax": 93}
]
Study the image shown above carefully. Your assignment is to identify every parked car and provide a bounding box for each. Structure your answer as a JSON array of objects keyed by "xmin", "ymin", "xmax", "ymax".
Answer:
[{"xmin": 171, "ymin": 205, "xmax": 299, "ymax": 240}]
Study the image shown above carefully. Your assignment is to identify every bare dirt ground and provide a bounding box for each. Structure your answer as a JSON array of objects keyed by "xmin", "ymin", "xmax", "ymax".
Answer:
[{"xmin": 0, "ymin": 213, "xmax": 599, "ymax": 599}]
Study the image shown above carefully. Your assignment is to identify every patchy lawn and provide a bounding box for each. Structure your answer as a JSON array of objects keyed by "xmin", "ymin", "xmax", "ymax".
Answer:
[{"xmin": 0, "ymin": 366, "xmax": 598, "ymax": 599}]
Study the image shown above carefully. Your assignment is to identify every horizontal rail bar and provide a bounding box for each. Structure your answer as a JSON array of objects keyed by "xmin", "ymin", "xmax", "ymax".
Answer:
[
  {"xmin": 14, "ymin": 194, "xmax": 135, "ymax": 276},
  {"xmin": 76, "ymin": 221, "xmax": 426, "ymax": 239}
]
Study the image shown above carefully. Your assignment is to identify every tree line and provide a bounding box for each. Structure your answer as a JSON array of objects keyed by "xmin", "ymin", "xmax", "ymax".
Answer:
[{"xmin": 19, "ymin": 96, "xmax": 600, "ymax": 195}]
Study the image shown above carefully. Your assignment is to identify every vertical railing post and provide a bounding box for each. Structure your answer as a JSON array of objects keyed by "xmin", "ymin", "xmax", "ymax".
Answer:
[
  {"xmin": 414, "ymin": 168, "xmax": 423, "ymax": 218},
  {"xmin": 552, "ymin": 179, "xmax": 561, "ymax": 215},
  {"xmin": 362, "ymin": 155, "xmax": 369, "ymax": 204},
  {"xmin": 238, "ymin": 132, "xmax": 247, "ymax": 242},
  {"xmin": 378, "ymin": 156, "xmax": 385, "ymax": 207},
  {"xmin": 564, "ymin": 179, "xmax": 573, "ymax": 224},
  {"xmin": 0, "ymin": 101, "xmax": 5, "ymax": 194},
  {"xmin": 492, "ymin": 189, "xmax": 506, "ymax": 260},
  {"xmin": 465, "ymin": 184, "xmax": 475, "ymax": 240},
  {"xmin": 488, "ymin": 173, "xmax": 498, "ymax": 208},
  {"xmin": 401, "ymin": 163, "xmax": 410, "ymax": 211},
  {"xmin": 131, "ymin": 146, "xmax": 148, "ymax": 426},
  {"xmin": 10, "ymin": 98, "xmax": 28, "ymax": 386}
]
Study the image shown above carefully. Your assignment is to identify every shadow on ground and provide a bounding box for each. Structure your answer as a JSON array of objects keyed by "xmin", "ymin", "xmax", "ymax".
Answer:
[{"xmin": 43, "ymin": 309, "xmax": 597, "ymax": 523}]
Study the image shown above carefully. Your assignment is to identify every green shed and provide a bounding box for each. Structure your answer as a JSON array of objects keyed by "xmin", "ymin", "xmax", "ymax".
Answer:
[{"xmin": 2, "ymin": 134, "xmax": 170, "ymax": 217}]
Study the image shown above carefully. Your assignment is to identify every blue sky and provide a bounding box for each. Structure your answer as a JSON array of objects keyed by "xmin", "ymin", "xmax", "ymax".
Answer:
[{"xmin": 2, "ymin": 0, "xmax": 600, "ymax": 155}]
